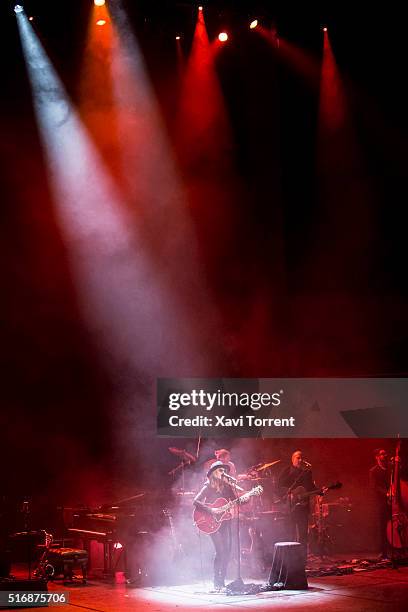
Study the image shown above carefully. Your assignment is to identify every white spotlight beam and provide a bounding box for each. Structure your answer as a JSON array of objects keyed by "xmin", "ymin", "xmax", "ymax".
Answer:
[
  {"xmin": 15, "ymin": 12, "xmax": 206, "ymax": 376},
  {"xmin": 108, "ymin": 1, "xmax": 199, "ymax": 249}
]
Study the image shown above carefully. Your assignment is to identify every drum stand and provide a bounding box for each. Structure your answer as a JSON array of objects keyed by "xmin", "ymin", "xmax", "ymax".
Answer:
[
  {"xmin": 21, "ymin": 500, "xmax": 33, "ymax": 580},
  {"xmin": 310, "ymin": 497, "xmax": 333, "ymax": 561},
  {"xmin": 168, "ymin": 460, "xmax": 189, "ymax": 493}
]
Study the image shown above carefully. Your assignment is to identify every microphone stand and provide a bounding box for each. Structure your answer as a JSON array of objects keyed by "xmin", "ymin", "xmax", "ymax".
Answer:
[
  {"xmin": 21, "ymin": 499, "xmax": 32, "ymax": 580},
  {"xmin": 225, "ymin": 477, "xmax": 246, "ymax": 594}
]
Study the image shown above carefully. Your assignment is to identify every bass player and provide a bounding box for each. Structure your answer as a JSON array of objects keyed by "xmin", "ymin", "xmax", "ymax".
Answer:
[
  {"xmin": 369, "ymin": 448, "xmax": 390, "ymax": 559},
  {"xmin": 278, "ymin": 450, "xmax": 325, "ymax": 561}
]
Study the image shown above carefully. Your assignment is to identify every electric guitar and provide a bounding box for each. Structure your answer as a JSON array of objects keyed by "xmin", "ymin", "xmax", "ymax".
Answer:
[
  {"xmin": 193, "ymin": 485, "xmax": 263, "ymax": 534},
  {"xmin": 283, "ymin": 482, "xmax": 342, "ymax": 511}
]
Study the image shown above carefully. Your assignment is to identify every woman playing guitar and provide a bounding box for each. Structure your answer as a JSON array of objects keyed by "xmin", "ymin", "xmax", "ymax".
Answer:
[{"xmin": 193, "ymin": 461, "xmax": 240, "ymax": 591}]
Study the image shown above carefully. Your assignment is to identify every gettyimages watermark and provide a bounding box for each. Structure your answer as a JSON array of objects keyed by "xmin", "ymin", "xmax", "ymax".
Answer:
[{"xmin": 157, "ymin": 378, "xmax": 408, "ymax": 438}]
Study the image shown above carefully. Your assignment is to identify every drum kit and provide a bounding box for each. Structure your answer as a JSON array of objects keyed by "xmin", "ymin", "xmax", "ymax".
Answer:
[
  {"xmin": 238, "ymin": 460, "xmax": 281, "ymax": 483},
  {"xmin": 236, "ymin": 460, "xmax": 283, "ymax": 518},
  {"xmin": 168, "ymin": 447, "xmax": 196, "ymax": 476}
]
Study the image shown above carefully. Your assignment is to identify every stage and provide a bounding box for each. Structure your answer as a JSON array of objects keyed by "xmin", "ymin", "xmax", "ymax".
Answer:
[{"xmin": 6, "ymin": 565, "xmax": 408, "ymax": 611}]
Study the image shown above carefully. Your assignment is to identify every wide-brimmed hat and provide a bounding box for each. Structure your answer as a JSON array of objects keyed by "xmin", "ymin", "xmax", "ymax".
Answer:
[{"xmin": 206, "ymin": 461, "xmax": 230, "ymax": 479}]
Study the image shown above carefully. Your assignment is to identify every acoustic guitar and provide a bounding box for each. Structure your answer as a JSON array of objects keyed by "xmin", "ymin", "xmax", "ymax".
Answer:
[{"xmin": 193, "ymin": 485, "xmax": 263, "ymax": 534}]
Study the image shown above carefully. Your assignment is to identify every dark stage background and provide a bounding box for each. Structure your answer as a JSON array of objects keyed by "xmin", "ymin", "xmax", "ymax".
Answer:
[{"xmin": 1, "ymin": 1, "xmax": 407, "ymax": 554}]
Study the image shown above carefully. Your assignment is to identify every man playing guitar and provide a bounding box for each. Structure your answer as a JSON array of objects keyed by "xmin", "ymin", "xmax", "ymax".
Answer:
[{"xmin": 278, "ymin": 450, "xmax": 326, "ymax": 561}]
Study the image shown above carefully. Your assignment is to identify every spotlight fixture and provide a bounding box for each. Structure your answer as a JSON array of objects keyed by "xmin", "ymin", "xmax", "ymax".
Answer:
[
  {"xmin": 249, "ymin": 19, "xmax": 258, "ymax": 30},
  {"xmin": 28, "ymin": 16, "xmax": 33, "ymax": 21},
  {"xmin": 323, "ymin": 26, "xmax": 328, "ymax": 32},
  {"xmin": 218, "ymin": 32, "xmax": 228, "ymax": 42},
  {"xmin": 96, "ymin": 19, "xmax": 106, "ymax": 26},
  {"xmin": 14, "ymin": 5, "xmax": 24, "ymax": 13},
  {"xmin": 94, "ymin": 0, "xmax": 105, "ymax": 6},
  {"xmin": 198, "ymin": 6, "xmax": 203, "ymax": 11},
  {"xmin": 175, "ymin": 35, "xmax": 181, "ymax": 40}
]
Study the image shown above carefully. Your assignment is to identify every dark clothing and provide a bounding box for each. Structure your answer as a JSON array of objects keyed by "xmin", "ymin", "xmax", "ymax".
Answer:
[
  {"xmin": 278, "ymin": 466, "xmax": 316, "ymax": 559},
  {"xmin": 369, "ymin": 464, "xmax": 390, "ymax": 498},
  {"xmin": 278, "ymin": 466, "xmax": 315, "ymax": 495},
  {"xmin": 369, "ymin": 464, "xmax": 390, "ymax": 556},
  {"xmin": 194, "ymin": 481, "xmax": 236, "ymax": 508},
  {"xmin": 194, "ymin": 481, "xmax": 236, "ymax": 587},
  {"xmin": 210, "ymin": 523, "xmax": 232, "ymax": 588}
]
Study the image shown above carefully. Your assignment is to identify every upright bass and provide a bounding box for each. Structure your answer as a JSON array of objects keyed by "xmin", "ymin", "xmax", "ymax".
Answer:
[{"xmin": 386, "ymin": 439, "xmax": 408, "ymax": 549}]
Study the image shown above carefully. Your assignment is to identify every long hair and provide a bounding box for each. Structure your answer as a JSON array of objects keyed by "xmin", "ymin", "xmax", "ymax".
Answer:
[{"xmin": 208, "ymin": 473, "xmax": 223, "ymax": 493}]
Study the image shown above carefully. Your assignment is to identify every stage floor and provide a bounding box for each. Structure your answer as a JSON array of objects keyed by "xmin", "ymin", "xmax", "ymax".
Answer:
[{"xmin": 6, "ymin": 565, "xmax": 408, "ymax": 611}]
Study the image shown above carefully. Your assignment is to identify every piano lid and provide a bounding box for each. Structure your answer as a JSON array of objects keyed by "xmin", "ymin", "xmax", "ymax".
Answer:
[{"xmin": 84, "ymin": 513, "xmax": 117, "ymax": 522}]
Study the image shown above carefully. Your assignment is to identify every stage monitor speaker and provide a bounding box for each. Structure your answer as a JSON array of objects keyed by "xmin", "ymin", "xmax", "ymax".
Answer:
[{"xmin": 267, "ymin": 541, "xmax": 308, "ymax": 590}]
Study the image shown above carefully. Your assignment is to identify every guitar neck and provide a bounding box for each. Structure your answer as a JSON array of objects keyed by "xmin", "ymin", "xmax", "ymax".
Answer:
[
  {"xmin": 307, "ymin": 488, "xmax": 323, "ymax": 498},
  {"xmin": 297, "ymin": 484, "xmax": 340, "ymax": 501},
  {"xmin": 222, "ymin": 492, "xmax": 253, "ymax": 511},
  {"xmin": 223, "ymin": 497, "xmax": 243, "ymax": 511}
]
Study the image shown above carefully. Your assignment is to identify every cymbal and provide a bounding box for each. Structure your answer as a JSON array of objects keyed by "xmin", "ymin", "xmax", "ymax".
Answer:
[
  {"xmin": 254, "ymin": 460, "xmax": 281, "ymax": 471},
  {"xmin": 168, "ymin": 447, "xmax": 196, "ymax": 462},
  {"xmin": 169, "ymin": 446, "xmax": 183, "ymax": 455}
]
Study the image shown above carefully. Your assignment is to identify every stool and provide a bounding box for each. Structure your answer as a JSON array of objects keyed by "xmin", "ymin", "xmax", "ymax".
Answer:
[
  {"xmin": 46, "ymin": 548, "xmax": 88, "ymax": 583},
  {"xmin": 267, "ymin": 542, "xmax": 308, "ymax": 590}
]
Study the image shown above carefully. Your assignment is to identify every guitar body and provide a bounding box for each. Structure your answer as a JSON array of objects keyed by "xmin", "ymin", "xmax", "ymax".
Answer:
[
  {"xmin": 386, "ymin": 512, "xmax": 408, "ymax": 549},
  {"xmin": 278, "ymin": 486, "xmax": 310, "ymax": 514},
  {"xmin": 193, "ymin": 485, "xmax": 263, "ymax": 534},
  {"xmin": 290, "ymin": 486, "xmax": 310, "ymax": 507},
  {"xmin": 193, "ymin": 498, "xmax": 232, "ymax": 534},
  {"xmin": 281, "ymin": 482, "xmax": 342, "ymax": 514}
]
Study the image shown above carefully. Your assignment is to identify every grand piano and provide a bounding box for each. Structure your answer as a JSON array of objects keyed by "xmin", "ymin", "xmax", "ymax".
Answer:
[{"xmin": 66, "ymin": 493, "xmax": 150, "ymax": 577}]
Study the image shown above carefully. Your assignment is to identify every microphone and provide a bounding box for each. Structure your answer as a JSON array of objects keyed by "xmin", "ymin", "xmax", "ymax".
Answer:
[
  {"xmin": 221, "ymin": 472, "xmax": 245, "ymax": 491},
  {"xmin": 301, "ymin": 459, "xmax": 312, "ymax": 468}
]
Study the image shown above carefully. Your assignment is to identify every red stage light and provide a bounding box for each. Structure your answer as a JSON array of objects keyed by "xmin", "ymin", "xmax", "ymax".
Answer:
[
  {"xmin": 250, "ymin": 19, "xmax": 258, "ymax": 30},
  {"xmin": 113, "ymin": 542, "xmax": 123, "ymax": 550},
  {"xmin": 218, "ymin": 32, "xmax": 228, "ymax": 42},
  {"xmin": 96, "ymin": 19, "xmax": 106, "ymax": 26},
  {"xmin": 323, "ymin": 26, "xmax": 328, "ymax": 32},
  {"xmin": 176, "ymin": 36, "xmax": 181, "ymax": 40},
  {"xmin": 198, "ymin": 5, "xmax": 203, "ymax": 10}
]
